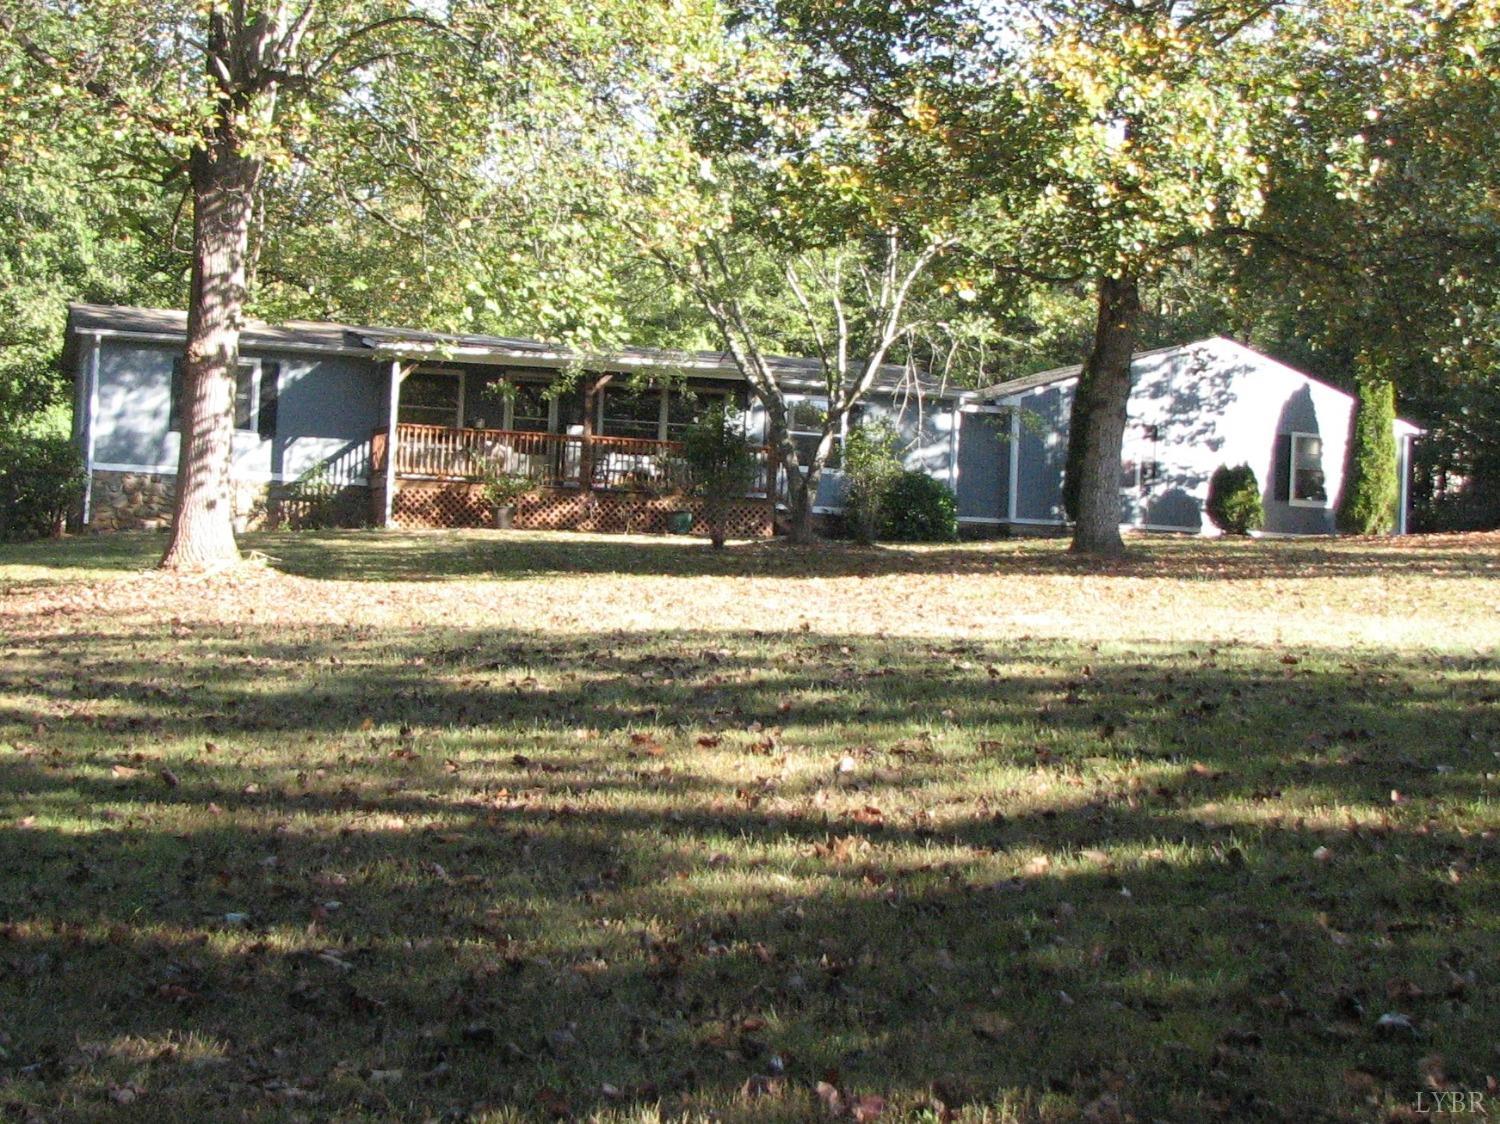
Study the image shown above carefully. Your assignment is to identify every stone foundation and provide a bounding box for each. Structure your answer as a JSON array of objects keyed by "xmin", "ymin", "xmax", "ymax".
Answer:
[{"xmin": 87, "ymin": 470, "xmax": 370, "ymax": 533}]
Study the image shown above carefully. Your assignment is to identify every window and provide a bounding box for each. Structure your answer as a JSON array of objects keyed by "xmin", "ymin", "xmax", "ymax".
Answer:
[
  {"xmin": 233, "ymin": 364, "xmax": 257, "ymax": 432},
  {"xmin": 510, "ymin": 382, "xmax": 550, "ymax": 432},
  {"xmin": 1289, "ymin": 432, "xmax": 1327, "ymax": 506},
  {"xmin": 466, "ymin": 377, "xmax": 550, "ymax": 431},
  {"xmin": 399, "ymin": 370, "xmax": 463, "ymax": 427},
  {"xmin": 787, "ymin": 398, "xmax": 840, "ymax": 470},
  {"xmin": 600, "ymin": 387, "xmax": 662, "ymax": 439},
  {"xmin": 666, "ymin": 387, "xmax": 731, "ymax": 441},
  {"xmin": 1120, "ymin": 423, "xmax": 1160, "ymax": 493},
  {"xmin": 170, "ymin": 357, "xmax": 278, "ymax": 440}
]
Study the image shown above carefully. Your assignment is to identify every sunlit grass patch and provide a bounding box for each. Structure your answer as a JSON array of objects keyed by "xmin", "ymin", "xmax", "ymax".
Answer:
[{"xmin": 0, "ymin": 531, "xmax": 1495, "ymax": 1119}]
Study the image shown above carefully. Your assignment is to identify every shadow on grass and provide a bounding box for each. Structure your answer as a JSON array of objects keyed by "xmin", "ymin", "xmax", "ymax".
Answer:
[
  {"xmin": 253, "ymin": 531, "xmax": 1500, "ymax": 583},
  {"xmin": 0, "ymin": 623, "xmax": 1496, "ymax": 1119},
  {"xmin": 4, "ymin": 528, "xmax": 1498, "ymax": 586}
]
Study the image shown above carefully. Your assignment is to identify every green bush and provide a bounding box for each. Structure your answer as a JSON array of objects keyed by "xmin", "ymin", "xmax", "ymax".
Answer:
[
  {"xmin": 0, "ymin": 432, "xmax": 83, "ymax": 541},
  {"xmin": 841, "ymin": 418, "xmax": 903, "ymax": 544},
  {"xmin": 682, "ymin": 404, "xmax": 757, "ymax": 548},
  {"xmin": 879, "ymin": 471, "xmax": 958, "ymax": 542},
  {"xmin": 477, "ymin": 464, "xmax": 535, "ymax": 509},
  {"xmin": 1206, "ymin": 463, "xmax": 1264, "ymax": 534},
  {"xmin": 1337, "ymin": 377, "xmax": 1398, "ymax": 534}
]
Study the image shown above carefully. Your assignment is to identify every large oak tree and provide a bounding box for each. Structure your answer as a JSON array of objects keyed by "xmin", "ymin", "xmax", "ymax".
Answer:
[
  {"xmin": 1000, "ymin": 0, "xmax": 1285, "ymax": 555},
  {"xmin": 1, "ymin": 0, "xmax": 704, "ymax": 568}
]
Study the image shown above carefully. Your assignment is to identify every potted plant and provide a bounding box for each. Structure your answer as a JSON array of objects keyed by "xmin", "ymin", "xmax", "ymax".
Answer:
[{"xmin": 478, "ymin": 466, "xmax": 533, "ymax": 530}]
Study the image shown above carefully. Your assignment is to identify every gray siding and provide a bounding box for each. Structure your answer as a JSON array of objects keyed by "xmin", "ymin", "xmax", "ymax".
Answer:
[
  {"xmin": 262, "ymin": 351, "xmax": 384, "ymax": 486},
  {"xmin": 88, "ymin": 340, "xmax": 384, "ymax": 486},
  {"xmin": 1013, "ymin": 385, "xmax": 1070, "ymax": 522},
  {"xmin": 91, "ymin": 342, "xmax": 177, "ymax": 468},
  {"xmin": 1126, "ymin": 341, "xmax": 1354, "ymax": 535},
  {"xmin": 995, "ymin": 339, "xmax": 1366, "ymax": 535}
]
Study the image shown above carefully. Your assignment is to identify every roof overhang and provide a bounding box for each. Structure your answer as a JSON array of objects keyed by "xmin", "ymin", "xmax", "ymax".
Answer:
[{"xmin": 65, "ymin": 303, "xmax": 957, "ymax": 399}]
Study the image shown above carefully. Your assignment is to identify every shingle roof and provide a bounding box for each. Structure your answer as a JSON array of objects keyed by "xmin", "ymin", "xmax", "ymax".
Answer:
[{"xmin": 66, "ymin": 304, "xmax": 949, "ymax": 397}]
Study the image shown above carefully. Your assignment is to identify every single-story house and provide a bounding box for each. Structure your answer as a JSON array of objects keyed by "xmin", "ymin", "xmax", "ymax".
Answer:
[
  {"xmin": 64, "ymin": 306, "xmax": 1419, "ymax": 537},
  {"xmin": 63, "ymin": 304, "xmax": 965, "ymax": 536},
  {"xmin": 979, "ymin": 336, "xmax": 1422, "ymax": 536}
]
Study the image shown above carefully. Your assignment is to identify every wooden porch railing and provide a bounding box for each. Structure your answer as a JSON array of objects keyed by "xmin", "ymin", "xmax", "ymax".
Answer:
[{"xmin": 373, "ymin": 423, "xmax": 772, "ymax": 496}]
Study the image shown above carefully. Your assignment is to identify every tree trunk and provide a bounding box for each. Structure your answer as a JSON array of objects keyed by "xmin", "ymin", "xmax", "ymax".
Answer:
[
  {"xmin": 160, "ymin": 5, "xmax": 282, "ymax": 571},
  {"xmin": 1066, "ymin": 275, "xmax": 1140, "ymax": 558},
  {"xmin": 160, "ymin": 139, "xmax": 262, "ymax": 570},
  {"xmin": 779, "ymin": 460, "xmax": 813, "ymax": 544}
]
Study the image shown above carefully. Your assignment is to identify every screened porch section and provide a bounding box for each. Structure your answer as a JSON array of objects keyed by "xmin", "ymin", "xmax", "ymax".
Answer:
[{"xmin": 368, "ymin": 370, "xmax": 779, "ymax": 534}]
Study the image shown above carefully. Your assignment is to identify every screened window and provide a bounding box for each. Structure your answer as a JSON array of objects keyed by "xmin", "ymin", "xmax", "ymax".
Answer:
[
  {"xmin": 1290, "ymin": 432, "xmax": 1327, "ymax": 505},
  {"xmin": 510, "ymin": 382, "xmax": 550, "ymax": 432},
  {"xmin": 787, "ymin": 398, "xmax": 839, "ymax": 470},
  {"xmin": 666, "ymin": 387, "xmax": 731, "ymax": 441},
  {"xmin": 465, "ymin": 378, "xmax": 509, "ymax": 430},
  {"xmin": 600, "ymin": 387, "xmax": 662, "ymax": 439},
  {"xmin": 399, "ymin": 371, "xmax": 463, "ymax": 427}
]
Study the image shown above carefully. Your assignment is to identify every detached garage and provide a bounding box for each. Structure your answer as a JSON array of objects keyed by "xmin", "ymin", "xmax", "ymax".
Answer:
[{"xmin": 978, "ymin": 337, "xmax": 1421, "ymax": 536}]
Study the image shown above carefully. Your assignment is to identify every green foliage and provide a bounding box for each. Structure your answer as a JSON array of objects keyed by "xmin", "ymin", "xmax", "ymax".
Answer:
[
  {"xmin": 1337, "ymin": 377, "xmax": 1399, "ymax": 535},
  {"xmin": 842, "ymin": 418, "xmax": 904, "ymax": 544},
  {"xmin": 1223, "ymin": 1, "xmax": 1500, "ymax": 530},
  {"xmin": 477, "ymin": 466, "xmax": 536, "ymax": 510},
  {"xmin": 0, "ymin": 108, "xmax": 178, "ymax": 428},
  {"xmin": 879, "ymin": 471, "xmax": 958, "ymax": 542},
  {"xmin": 1207, "ymin": 464, "xmax": 1265, "ymax": 535},
  {"xmin": 0, "ymin": 429, "xmax": 83, "ymax": 541},
  {"xmin": 681, "ymin": 404, "xmax": 757, "ymax": 548}
]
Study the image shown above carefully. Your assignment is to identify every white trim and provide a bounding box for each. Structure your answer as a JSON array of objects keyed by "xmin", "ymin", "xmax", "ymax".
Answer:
[
  {"xmin": 1288, "ymin": 431, "xmax": 1329, "ymax": 508},
  {"xmin": 82, "ymin": 333, "xmax": 102, "ymax": 524},
  {"xmin": 958, "ymin": 516, "xmax": 1008, "ymax": 525},
  {"xmin": 504, "ymin": 377, "xmax": 552, "ymax": 433},
  {"xmin": 1397, "ymin": 433, "xmax": 1411, "ymax": 535},
  {"xmin": 1007, "ymin": 406, "xmax": 1020, "ymax": 523},
  {"xmin": 233, "ymin": 359, "xmax": 263, "ymax": 435},
  {"xmin": 383, "ymin": 360, "xmax": 400, "ymax": 527},
  {"xmin": 1008, "ymin": 516, "xmax": 1067, "ymax": 526},
  {"xmin": 666, "ymin": 385, "xmax": 732, "ymax": 441},
  {"xmin": 90, "ymin": 461, "xmax": 371, "ymax": 487},
  {"xmin": 948, "ymin": 402, "xmax": 960, "ymax": 493},
  {"xmin": 959, "ymin": 403, "xmax": 1010, "ymax": 414}
]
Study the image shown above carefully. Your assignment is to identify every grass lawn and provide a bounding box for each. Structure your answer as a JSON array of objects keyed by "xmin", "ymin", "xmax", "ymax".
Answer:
[{"xmin": 0, "ymin": 529, "xmax": 1496, "ymax": 1122}]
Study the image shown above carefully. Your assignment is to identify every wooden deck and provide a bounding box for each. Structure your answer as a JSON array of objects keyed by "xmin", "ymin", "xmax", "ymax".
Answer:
[{"xmin": 371, "ymin": 424, "xmax": 777, "ymax": 535}]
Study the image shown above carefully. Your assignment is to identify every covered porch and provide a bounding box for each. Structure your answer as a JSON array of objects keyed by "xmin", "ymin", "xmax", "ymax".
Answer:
[{"xmin": 370, "ymin": 421, "xmax": 778, "ymax": 536}]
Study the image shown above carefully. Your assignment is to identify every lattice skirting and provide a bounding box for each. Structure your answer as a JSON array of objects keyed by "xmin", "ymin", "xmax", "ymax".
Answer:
[{"xmin": 390, "ymin": 482, "xmax": 773, "ymax": 538}]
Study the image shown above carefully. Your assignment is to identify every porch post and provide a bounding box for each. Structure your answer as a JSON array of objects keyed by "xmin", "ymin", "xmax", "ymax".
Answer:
[
  {"xmin": 579, "ymin": 373, "xmax": 613, "ymax": 492},
  {"xmin": 382, "ymin": 359, "xmax": 400, "ymax": 528},
  {"xmin": 579, "ymin": 377, "xmax": 595, "ymax": 493}
]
